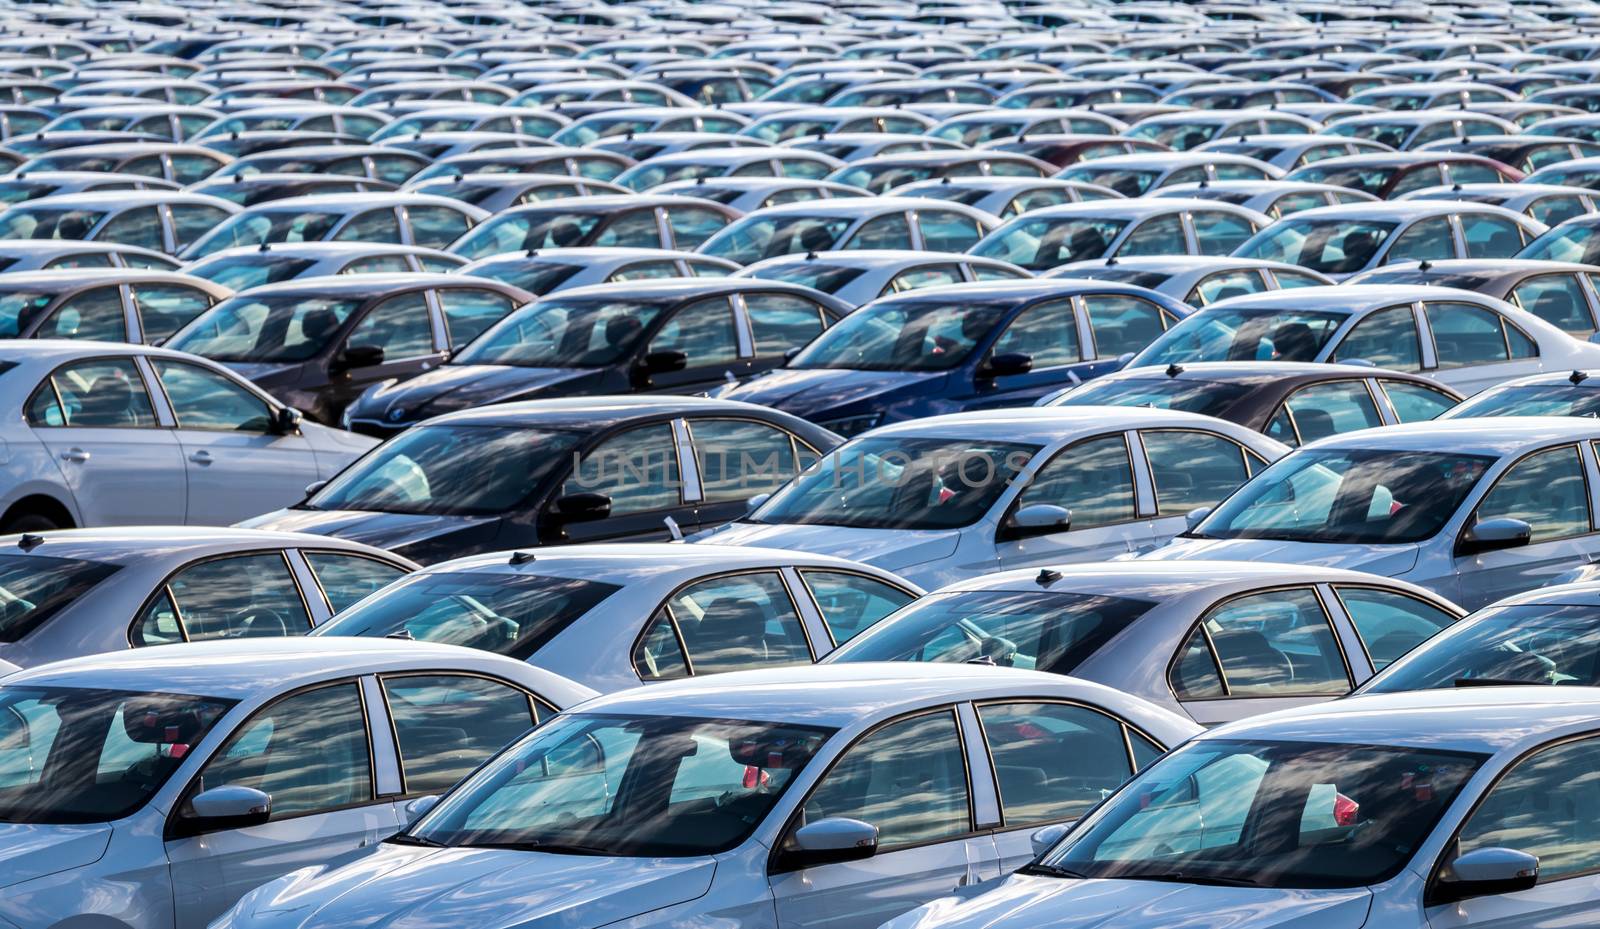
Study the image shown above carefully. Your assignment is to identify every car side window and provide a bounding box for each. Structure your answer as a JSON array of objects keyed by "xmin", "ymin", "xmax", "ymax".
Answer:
[
  {"xmin": 44, "ymin": 253, "xmax": 113, "ymax": 270},
  {"xmin": 1380, "ymin": 380, "xmax": 1458, "ymax": 421},
  {"xmin": 609, "ymin": 260, "xmax": 680, "ymax": 282},
  {"xmin": 688, "ymin": 417, "xmax": 803, "ymax": 502},
  {"xmin": 1015, "ymin": 434, "xmax": 1135, "ymax": 530},
  {"xmin": 1271, "ymin": 192, "xmax": 1331, "ymax": 217},
  {"xmin": 1083, "ymin": 294, "xmax": 1169, "ymax": 358},
  {"xmin": 592, "ymin": 209, "xmax": 663, "ymax": 249},
  {"xmin": 1334, "ymin": 586, "xmax": 1456, "ymax": 671},
  {"xmin": 371, "ymin": 154, "xmax": 425, "ymax": 183},
  {"xmin": 1473, "ymin": 444, "xmax": 1591, "ymax": 544},
  {"xmin": 1460, "ymin": 214, "xmax": 1527, "ymax": 259},
  {"xmin": 1189, "ymin": 211, "xmax": 1256, "ymax": 256},
  {"xmin": 1171, "ymin": 588, "xmax": 1350, "ymax": 699},
  {"xmin": 1390, "ymin": 165, "xmax": 1445, "ymax": 195},
  {"xmin": 744, "ymin": 292, "xmax": 827, "ymax": 356},
  {"xmin": 800, "ymin": 569, "xmax": 915, "ymax": 646},
  {"xmin": 169, "ymin": 154, "xmax": 222, "ymax": 184},
  {"xmin": 1445, "ymin": 161, "xmax": 1505, "ymax": 185},
  {"xmin": 132, "ymin": 552, "xmax": 313, "ymax": 645},
  {"xmin": 131, "ymin": 284, "xmax": 212, "ymax": 343},
  {"xmin": 563, "ymin": 422, "xmax": 681, "ymax": 516},
  {"xmin": 1452, "ymin": 736, "xmax": 1600, "ymax": 884},
  {"xmin": 1266, "ymin": 381, "xmax": 1383, "ymax": 446},
  {"xmin": 1189, "ymin": 270, "xmax": 1265, "ymax": 306},
  {"xmin": 991, "ymin": 297, "xmax": 1080, "ymax": 367},
  {"xmin": 1530, "ymin": 195, "xmax": 1586, "ymax": 226},
  {"xmin": 406, "ymin": 205, "xmax": 471, "ymax": 250},
  {"xmin": 341, "ymin": 255, "xmax": 410, "ymax": 274},
  {"xmin": 47, "ymin": 287, "xmax": 126, "ymax": 341},
  {"xmin": 917, "ymin": 210, "xmax": 984, "ymax": 251},
  {"xmin": 333, "ymin": 208, "xmax": 403, "ymax": 244},
  {"xmin": 27, "ymin": 358, "xmax": 157, "ymax": 428},
  {"xmin": 648, "ymin": 296, "xmax": 738, "ymax": 365},
  {"xmin": 784, "ymin": 710, "xmax": 970, "ymax": 851},
  {"xmin": 303, "ymin": 552, "xmax": 407, "ymax": 613},
  {"xmin": 663, "ymin": 205, "xmax": 731, "ymax": 249},
  {"xmin": 885, "ymin": 265, "xmax": 962, "ymax": 295},
  {"xmin": 978, "ymin": 701, "xmax": 1136, "ymax": 826},
  {"xmin": 633, "ymin": 571, "xmax": 812, "ymax": 680},
  {"xmin": 381, "ymin": 674, "xmax": 536, "ymax": 795},
  {"xmin": 170, "ymin": 205, "xmax": 231, "ymax": 251},
  {"xmin": 347, "ymin": 292, "xmax": 435, "ymax": 359},
  {"xmin": 437, "ymin": 288, "xmax": 516, "ymax": 348},
  {"xmin": 1332, "ymin": 305, "xmax": 1421, "ymax": 371},
  {"xmin": 182, "ymin": 682, "xmax": 371, "ymax": 824},
  {"xmin": 1141, "ymin": 429, "xmax": 1252, "ymax": 515},
  {"xmin": 846, "ymin": 212, "xmax": 914, "ymax": 250},
  {"xmin": 1426, "ymin": 301, "xmax": 1519, "ymax": 367},
  {"xmin": 152, "ymin": 360, "xmax": 273, "ymax": 431},
  {"xmin": 1117, "ymin": 213, "xmax": 1186, "ymax": 257},
  {"xmin": 1384, "ymin": 218, "xmax": 1454, "ymax": 264},
  {"xmin": 1511, "ymin": 274, "xmax": 1594, "ymax": 335}
]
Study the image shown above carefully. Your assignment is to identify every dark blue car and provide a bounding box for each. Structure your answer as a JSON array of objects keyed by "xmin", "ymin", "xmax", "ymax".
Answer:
[{"xmin": 712, "ymin": 279, "xmax": 1191, "ymax": 435}]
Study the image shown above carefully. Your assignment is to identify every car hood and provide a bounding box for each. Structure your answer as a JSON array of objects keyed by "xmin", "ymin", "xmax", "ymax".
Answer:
[
  {"xmin": 358, "ymin": 366, "xmax": 600, "ymax": 423},
  {"xmin": 719, "ymin": 368, "xmax": 939, "ymax": 419},
  {"xmin": 0, "ymin": 822, "xmax": 111, "ymax": 889},
  {"xmin": 885, "ymin": 874, "xmax": 1371, "ymax": 929},
  {"xmin": 238, "ymin": 508, "xmax": 498, "ymax": 552},
  {"xmin": 696, "ymin": 521, "xmax": 960, "ymax": 573},
  {"xmin": 231, "ymin": 844, "xmax": 716, "ymax": 929},
  {"xmin": 1139, "ymin": 536, "xmax": 1420, "ymax": 576}
]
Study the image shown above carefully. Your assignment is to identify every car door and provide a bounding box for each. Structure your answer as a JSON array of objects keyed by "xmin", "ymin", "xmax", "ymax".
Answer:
[
  {"xmin": 1423, "ymin": 300, "xmax": 1541, "ymax": 394},
  {"xmin": 1453, "ymin": 443, "xmax": 1598, "ymax": 609},
  {"xmin": 1168, "ymin": 586, "xmax": 1356, "ymax": 725},
  {"xmin": 552, "ymin": 420, "xmax": 695, "ymax": 543},
  {"xmin": 1329, "ymin": 304, "xmax": 1425, "ymax": 372},
  {"xmin": 129, "ymin": 551, "xmax": 316, "ymax": 645},
  {"xmin": 1509, "ymin": 273, "xmax": 1595, "ymax": 337},
  {"xmin": 435, "ymin": 287, "xmax": 518, "ymax": 350},
  {"xmin": 299, "ymin": 550, "xmax": 410, "ymax": 616},
  {"xmin": 769, "ymin": 708, "xmax": 998, "ymax": 929},
  {"xmin": 147, "ymin": 358, "xmax": 319, "ymax": 524},
  {"xmin": 639, "ymin": 295, "xmax": 746, "ymax": 393},
  {"xmin": 741, "ymin": 291, "xmax": 831, "ymax": 376},
  {"xmin": 129, "ymin": 282, "xmax": 215, "ymax": 344},
  {"xmin": 1329, "ymin": 584, "xmax": 1458, "ymax": 674},
  {"xmin": 969, "ymin": 297, "xmax": 1087, "ymax": 408},
  {"xmin": 377, "ymin": 673, "xmax": 542, "ymax": 809},
  {"xmin": 327, "ymin": 291, "xmax": 444, "ymax": 414},
  {"xmin": 995, "ymin": 433, "xmax": 1153, "ymax": 570},
  {"xmin": 24, "ymin": 356, "xmax": 187, "ymax": 524},
  {"xmin": 1188, "ymin": 210, "xmax": 1258, "ymax": 256},
  {"xmin": 632, "ymin": 570, "xmax": 816, "ymax": 682},
  {"xmin": 1141, "ymin": 428, "xmax": 1263, "ymax": 546},
  {"xmin": 1263, "ymin": 380, "xmax": 1386, "ymax": 447},
  {"xmin": 684, "ymin": 416, "xmax": 812, "ymax": 530},
  {"xmin": 32, "ymin": 286, "xmax": 131, "ymax": 341},
  {"xmin": 164, "ymin": 680, "xmax": 402, "ymax": 929}
]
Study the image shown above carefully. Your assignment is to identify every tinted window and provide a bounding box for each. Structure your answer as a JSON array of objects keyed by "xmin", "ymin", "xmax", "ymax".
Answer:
[
  {"xmin": 846, "ymin": 212, "xmax": 914, "ymax": 250},
  {"xmin": 918, "ymin": 210, "xmax": 984, "ymax": 251},
  {"xmin": 383, "ymin": 675, "xmax": 535, "ymax": 795},
  {"xmin": 1385, "ymin": 218, "xmax": 1453, "ymax": 264},
  {"xmin": 438, "ymin": 289, "xmax": 515, "ymax": 347},
  {"xmin": 347, "ymin": 292, "xmax": 434, "ymax": 359},
  {"xmin": 634, "ymin": 571, "xmax": 811, "ymax": 679},
  {"xmin": 1427, "ymin": 301, "xmax": 1511, "ymax": 366},
  {"xmin": 689, "ymin": 418, "xmax": 801, "ymax": 503},
  {"xmin": 1085, "ymin": 295, "xmax": 1168, "ymax": 358},
  {"xmin": 303, "ymin": 552, "xmax": 406, "ymax": 614},
  {"xmin": 563, "ymin": 423, "xmax": 680, "ymax": 515},
  {"xmin": 1118, "ymin": 214, "xmax": 1186, "ymax": 257},
  {"xmin": 1512, "ymin": 274, "xmax": 1593, "ymax": 335},
  {"xmin": 1382, "ymin": 380, "xmax": 1458, "ymax": 421},
  {"xmin": 407, "ymin": 206, "xmax": 471, "ymax": 249},
  {"xmin": 1474, "ymin": 444, "xmax": 1591, "ymax": 543},
  {"xmin": 133, "ymin": 553, "xmax": 311, "ymax": 645},
  {"xmin": 46, "ymin": 287, "xmax": 125, "ymax": 341},
  {"xmin": 993, "ymin": 298, "xmax": 1080, "ymax": 367},
  {"xmin": 333, "ymin": 208, "xmax": 402, "ymax": 244},
  {"xmin": 1016, "ymin": 435, "xmax": 1134, "ymax": 529},
  {"xmin": 1333, "ymin": 305, "xmax": 1420, "ymax": 371},
  {"xmin": 27, "ymin": 359, "xmax": 156, "ymax": 428},
  {"xmin": 1172, "ymin": 588, "xmax": 1350, "ymax": 699},
  {"xmin": 131, "ymin": 284, "xmax": 210, "ymax": 343},
  {"xmin": 1268, "ymin": 381, "xmax": 1383, "ymax": 446},
  {"xmin": 980, "ymin": 702, "xmax": 1134, "ymax": 825},
  {"xmin": 663, "ymin": 205, "xmax": 730, "ymax": 249},
  {"xmin": 1190, "ymin": 212, "xmax": 1255, "ymax": 256},
  {"xmin": 152, "ymin": 361, "xmax": 271, "ymax": 431},
  {"xmin": 1461, "ymin": 214, "xmax": 1526, "ymax": 259},
  {"xmin": 1336, "ymin": 587, "xmax": 1455, "ymax": 671},
  {"xmin": 1142, "ymin": 430, "xmax": 1252, "ymax": 515},
  {"xmin": 0, "ymin": 554, "xmax": 120, "ymax": 643},
  {"xmin": 1456, "ymin": 737, "xmax": 1600, "ymax": 882},
  {"xmin": 744, "ymin": 293, "xmax": 825, "ymax": 356},
  {"xmin": 98, "ymin": 207, "xmax": 163, "ymax": 252},
  {"xmin": 1191, "ymin": 270, "xmax": 1265, "ymax": 306},
  {"xmin": 799, "ymin": 570, "xmax": 914, "ymax": 645},
  {"xmin": 649, "ymin": 297, "xmax": 738, "ymax": 366}
]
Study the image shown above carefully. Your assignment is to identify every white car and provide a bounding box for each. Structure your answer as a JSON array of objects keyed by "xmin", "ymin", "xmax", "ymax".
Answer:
[
  {"xmin": 0, "ymin": 527, "xmax": 417, "ymax": 667},
  {"xmin": 1129, "ymin": 285, "xmax": 1600, "ymax": 395},
  {"xmin": 1143, "ymin": 418, "xmax": 1600, "ymax": 610},
  {"xmin": 313, "ymin": 543, "xmax": 919, "ymax": 692},
  {"xmin": 0, "ymin": 341, "xmax": 375, "ymax": 531},
  {"xmin": 0, "ymin": 638, "xmax": 594, "ymax": 929},
  {"xmin": 212, "ymin": 664, "xmax": 1200, "ymax": 929},
  {"xmin": 882, "ymin": 687, "xmax": 1600, "ymax": 929},
  {"xmin": 696, "ymin": 407, "xmax": 1287, "ymax": 589},
  {"xmin": 826, "ymin": 562, "xmax": 1463, "ymax": 725}
]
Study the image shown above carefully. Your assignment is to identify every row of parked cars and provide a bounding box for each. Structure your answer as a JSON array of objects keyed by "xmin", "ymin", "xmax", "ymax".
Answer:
[{"xmin": 12, "ymin": 3, "xmax": 1600, "ymax": 929}]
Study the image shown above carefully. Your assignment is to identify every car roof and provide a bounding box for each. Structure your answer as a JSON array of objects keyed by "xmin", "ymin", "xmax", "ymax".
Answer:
[
  {"xmin": 1016, "ymin": 197, "xmax": 1264, "ymax": 220},
  {"xmin": 938, "ymin": 559, "xmax": 1425, "ymax": 599},
  {"xmin": 0, "ymin": 526, "xmax": 408, "ymax": 565},
  {"xmin": 1205, "ymin": 283, "xmax": 1492, "ymax": 314},
  {"xmin": 1308, "ymin": 416, "xmax": 1600, "ymax": 457},
  {"xmin": 1283, "ymin": 199, "xmax": 1526, "ymax": 222},
  {"xmin": 868, "ymin": 405, "xmax": 1257, "ymax": 442},
  {"xmin": 425, "ymin": 394, "xmax": 798, "ymax": 429},
  {"xmin": 1106, "ymin": 359, "xmax": 1422, "ymax": 383},
  {"xmin": 414, "ymin": 542, "xmax": 910, "ymax": 586}
]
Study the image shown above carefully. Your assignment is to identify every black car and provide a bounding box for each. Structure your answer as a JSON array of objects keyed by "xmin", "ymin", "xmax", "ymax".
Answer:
[
  {"xmin": 242, "ymin": 396, "xmax": 841, "ymax": 562},
  {"xmin": 165, "ymin": 272, "xmax": 532, "ymax": 424},
  {"xmin": 345, "ymin": 277, "xmax": 848, "ymax": 437},
  {"xmin": 1042, "ymin": 360, "xmax": 1462, "ymax": 445}
]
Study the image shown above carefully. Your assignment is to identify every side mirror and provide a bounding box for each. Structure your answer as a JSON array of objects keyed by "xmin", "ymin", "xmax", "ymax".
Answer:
[
  {"xmin": 1431, "ymin": 847, "xmax": 1539, "ymax": 904},
  {"xmin": 781, "ymin": 817, "xmax": 879, "ymax": 870},
  {"xmin": 1002, "ymin": 503, "xmax": 1071, "ymax": 540},
  {"xmin": 1030, "ymin": 822, "xmax": 1071, "ymax": 858},
  {"xmin": 746, "ymin": 492, "xmax": 772, "ymax": 515},
  {"xmin": 782, "ymin": 346, "xmax": 802, "ymax": 364},
  {"xmin": 1457, "ymin": 517, "xmax": 1532, "ymax": 557},
  {"xmin": 271, "ymin": 406, "xmax": 302, "ymax": 435},
  {"xmin": 333, "ymin": 344, "xmax": 385, "ymax": 373},
  {"xmin": 303, "ymin": 479, "xmax": 328, "ymax": 499},
  {"xmin": 186, "ymin": 785, "xmax": 272, "ymax": 833},
  {"xmin": 552, "ymin": 492, "xmax": 612, "ymax": 524},
  {"xmin": 1184, "ymin": 506, "xmax": 1212, "ymax": 532},
  {"xmin": 405, "ymin": 795, "xmax": 440, "ymax": 822},
  {"xmin": 980, "ymin": 351, "xmax": 1033, "ymax": 378},
  {"xmin": 642, "ymin": 349, "xmax": 688, "ymax": 374},
  {"xmin": 1116, "ymin": 351, "xmax": 1135, "ymax": 368}
]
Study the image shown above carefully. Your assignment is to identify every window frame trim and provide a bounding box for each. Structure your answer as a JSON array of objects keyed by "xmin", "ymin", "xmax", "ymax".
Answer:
[{"xmin": 1165, "ymin": 582, "xmax": 1358, "ymax": 703}]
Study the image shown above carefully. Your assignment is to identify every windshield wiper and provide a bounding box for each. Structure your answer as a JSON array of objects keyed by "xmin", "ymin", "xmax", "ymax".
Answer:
[
  {"xmin": 456, "ymin": 840, "xmax": 611, "ymax": 856},
  {"xmin": 386, "ymin": 832, "xmax": 446, "ymax": 848},
  {"xmin": 1017, "ymin": 862, "xmax": 1086, "ymax": 879},
  {"xmin": 1454, "ymin": 677, "xmax": 1543, "ymax": 688},
  {"xmin": 1129, "ymin": 871, "xmax": 1260, "ymax": 888}
]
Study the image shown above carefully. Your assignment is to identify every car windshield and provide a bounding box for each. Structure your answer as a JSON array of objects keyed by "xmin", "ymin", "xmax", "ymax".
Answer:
[
  {"xmin": 453, "ymin": 297, "xmax": 670, "ymax": 368},
  {"xmin": 466, "ymin": 258, "xmax": 582, "ymax": 295},
  {"xmin": 184, "ymin": 254, "xmax": 317, "ymax": 291},
  {"xmin": 191, "ymin": 209, "xmax": 344, "ymax": 258},
  {"xmin": 0, "ymin": 207, "xmax": 107, "ymax": 240},
  {"xmin": 308, "ymin": 424, "xmax": 584, "ymax": 517},
  {"xmin": 1136, "ymin": 308, "xmax": 1344, "ymax": 365},
  {"xmin": 1519, "ymin": 225, "xmax": 1600, "ymax": 265},
  {"xmin": 1235, "ymin": 219, "xmax": 1398, "ymax": 273},
  {"xmin": 0, "ymin": 686, "xmax": 234, "ymax": 824},
  {"xmin": 1197, "ymin": 448, "xmax": 1494, "ymax": 544},
  {"xmin": 1287, "ymin": 164, "xmax": 1397, "ymax": 196},
  {"xmin": 167, "ymin": 294, "xmax": 365, "ymax": 363},
  {"xmin": 314, "ymin": 571, "xmax": 621, "ymax": 660},
  {"xmin": 1365, "ymin": 602, "xmax": 1600, "ymax": 691},
  {"xmin": 1057, "ymin": 166, "xmax": 1159, "ymax": 196},
  {"xmin": 0, "ymin": 553, "xmax": 121, "ymax": 642},
  {"xmin": 451, "ymin": 211, "xmax": 603, "ymax": 260},
  {"xmin": 1039, "ymin": 739, "xmax": 1483, "ymax": 889},
  {"xmin": 748, "ymin": 262, "xmax": 867, "ymax": 294},
  {"xmin": 829, "ymin": 589, "xmax": 1157, "ymax": 673},
  {"xmin": 407, "ymin": 712, "xmax": 832, "ymax": 857},
  {"xmin": 1051, "ymin": 377, "xmax": 1255, "ymax": 417},
  {"xmin": 699, "ymin": 214, "xmax": 853, "ymax": 264},
  {"xmin": 1445, "ymin": 384, "xmax": 1600, "ymax": 418},
  {"xmin": 790, "ymin": 297, "xmax": 1011, "ymax": 371},
  {"xmin": 970, "ymin": 216, "xmax": 1128, "ymax": 270},
  {"xmin": 752, "ymin": 436, "xmax": 1038, "ymax": 530}
]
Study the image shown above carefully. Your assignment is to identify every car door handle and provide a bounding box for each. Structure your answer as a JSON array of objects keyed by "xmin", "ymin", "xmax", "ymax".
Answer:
[
  {"xmin": 189, "ymin": 451, "xmax": 213, "ymax": 465},
  {"xmin": 59, "ymin": 448, "xmax": 89, "ymax": 462}
]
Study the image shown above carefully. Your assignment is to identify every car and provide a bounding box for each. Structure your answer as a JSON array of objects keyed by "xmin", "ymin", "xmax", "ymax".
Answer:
[
  {"xmin": 400, "ymin": 172, "xmax": 629, "ymax": 212},
  {"xmin": 14, "ymin": 141, "xmax": 233, "ymax": 185},
  {"xmin": 1418, "ymin": 133, "xmax": 1600, "ymax": 174},
  {"xmin": 1400, "ymin": 180, "xmax": 1600, "ymax": 226},
  {"xmin": 696, "ymin": 406, "xmax": 1285, "ymax": 588},
  {"xmin": 312, "ymin": 542, "xmax": 919, "ymax": 691},
  {"xmin": 0, "ymin": 240, "xmax": 180, "ymax": 273},
  {"xmin": 970, "ymin": 199, "xmax": 1271, "ymax": 271},
  {"xmin": 449, "ymin": 194, "xmax": 741, "ymax": 258},
  {"xmin": 888, "ymin": 176, "xmax": 1122, "ymax": 218},
  {"xmin": 615, "ymin": 147, "xmax": 842, "ymax": 191},
  {"xmin": 1152, "ymin": 178, "xmax": 1380, "ymax": 217},
  {"xmin": 737, "ymin": 249, "xmax": 1031, "ymax": 307},
  {"xmin": 181, "ymin": 192, "xmax": 489, "ymax": 259},
  {"xmin": 1054, "ymin": 151, "xmax": 1283, "ymax": 197},
  {"xmin": 186, "ymin": 172, "xmax": 400, "ymax": 208},
  {"xmin": 0, "ymin": 269, "xmax": 230, "ymax": 345},
  {"xmin": 1195, "ymin": 133, "xmax": 1394, "ymax": 171},
  {"xmin": 182, "ymin": 242, "xmax": 467, "ymax": 291},
  {"xmin": 1348, "ymin": 258, "xmax": 1600, "ymax": 337},
  {"xmin": 165, "ymin": 273, "xmax": 532, "ymax": 424},
  {"xmin": 827, "ymin": 150, "xmax": 1056, "ymax": 194},
  {"xmin": 244, "ymin": 396, "xmax": 842, "ymax": 563},
  {"xmin": 0, "ymin": 637, "xmax": 593, "ymax": 929},
  {"xmin": 828, "ymin": 561, "xmax": 1463, "ymax": 724},
  {"xmin": 209, "ymin": 663, "xmax": 1199, "ymax": 929},
  {"xmin": 879, "ymin": 687, "xmax": 1600, "ymax": 929},
  {"xmin": 0, "ymin": 190, "xmax": 239, "ymax": 256},
  {"xmin": 1324, "ymin": 109, "xmax": 1521, "ymax": 149},
  {"xmin": 1040, "ymin": 361, "xmax": 1462, "ymax": 443},
  {"xmin": 0, "ymin": 527, "xmax": 418, "ymax": 666},
  {"xmin": 0, "ymin": 170, "xmax": 180, "ymax": 205},
  {"xmin": 1285, "ymin": 151, "xmax": 1525, "ymax": 198},
  {"xmin": 700, "ymin": 198, "xmax": 1001, "ymax": 265},
  {"xmin": 1045, "ymin": 255, "xmax": 1332, "ymax": 305},
  {"xmin": 211, "ymin": 144, "xmax": 431, "ymax": 184},
  {"xmin": 345, "ymin": 277, "xmax": 843, "ymax": 434},
  {"xmin": 1436, "ymin": 367, "xmax": 1600, "ymax": 418},
  {"xmin": 714, "ymin": 278, "xmax": 1191, "ymax": 433},
  {"xmin": 1233, "ymin": 202, "xmax": 1547, "ymax": 281}
]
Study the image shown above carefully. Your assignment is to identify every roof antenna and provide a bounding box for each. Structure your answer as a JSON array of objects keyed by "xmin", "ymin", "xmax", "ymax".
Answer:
[
  {"xmin": 16, "ymin": 533, "xmax": 42, "ymax": 551},
  {"xmin": 509, "ymin": 551, "xmax": 536, "ymax": 564},
  {"xmin": 1036, "ymin": 568, "xmax": 1061, "ymax": 586},
  {"xmin": 1166, "ymin": 363, "xmax": 1184, "ymax": 377},
  {"xmin": 1572, "ymin": 370, "xmax": 1590, "ymax": 385}
]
